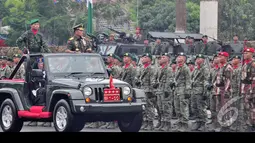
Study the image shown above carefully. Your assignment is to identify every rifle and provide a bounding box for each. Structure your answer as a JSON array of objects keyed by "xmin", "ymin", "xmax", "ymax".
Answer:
[{"xmin": 107, "ymin": 27, "xmax": 126, "ymax": 39}]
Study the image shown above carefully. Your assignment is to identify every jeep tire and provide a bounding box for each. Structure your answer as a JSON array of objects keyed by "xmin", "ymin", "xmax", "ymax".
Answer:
[
  {"xmin": 53, "ymin": 99, "xmax": 85, "ymax": 132},
  {"xmin": 118, "ymin": 112, "xmax": 143, "ymax": 132},
  {"xmin": 0, "ymin": 99, "xmax": 23, "ymax": 132}
]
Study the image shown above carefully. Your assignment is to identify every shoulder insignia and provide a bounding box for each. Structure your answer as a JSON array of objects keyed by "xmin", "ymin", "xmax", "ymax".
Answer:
[{"xmin": 69, "ymin": 37, "xmax": 74, "ymax": 41}]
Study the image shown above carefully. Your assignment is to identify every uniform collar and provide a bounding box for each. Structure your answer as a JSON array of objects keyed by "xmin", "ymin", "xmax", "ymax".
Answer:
[
  {"xmin": 244, "ymin": 59, "xmax": 252, "ymax": 64},
  {"xmin": 124, "ymin": 63, "xmax": 131, "ymax": 69},
  {"xmin": 233, "ymin": 65, "xmax": 239, "ymax": 69},
  {"xmin": 108, "ymin": 63, "xmax": 113, "ymax": 68}
]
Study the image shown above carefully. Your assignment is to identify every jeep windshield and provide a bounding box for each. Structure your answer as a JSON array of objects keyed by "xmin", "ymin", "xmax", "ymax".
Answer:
[
  {"xmin": 47, "ymin": 55, "xmax": 106, "ymax": 76},
  {"xmin": 98, "ymin": 44, "xmax": 117, "ymax": 55}
]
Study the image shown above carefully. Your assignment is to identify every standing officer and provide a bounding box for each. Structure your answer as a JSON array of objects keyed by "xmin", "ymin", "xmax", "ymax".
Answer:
[
  {"xmin": 122, "ymin": 53, "xmax": 136, "ymax": 87},
  {"xmin": 172, "ymin": 53, "xmax": 191, "ymax": 132},
  {"xmin": 229, "ymin": 55, "xmax": 242, "ymax": 131},
  {"xmin": 16, "ymin": 19, "xmax": 51, "ymax": 54},
  {"xmin": 190, "ymin": 54, "xmax": 210, "ymax": 131},
  {"xmin": 65, "ymin": 24, "xmax": 93, "ymax": 53},
  {"xmin": 215, "ymin": 52, "xmax": 233, "ymax": 132},
  {"xmin": 135, "ymin": 53, "xmax": 156, "ymax": 130},
  {"xmin": 152, "ymin": 53, "xmax": 173, "ymax": 131},
  {"xmin": 241, "ymin": 47, "xmax": 255, "ymax": 132}
]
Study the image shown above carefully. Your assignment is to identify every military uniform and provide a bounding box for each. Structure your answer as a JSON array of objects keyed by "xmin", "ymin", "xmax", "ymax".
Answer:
[
  {"xmin": 229, "ymin": 56, "xmax": 242, "ymax": 131},
  {"xmin": 190, "ymin": 54, "xmax": 210, "ymax": 131},
  {"xmin": 241, "ymin": 48, "xmax": 255, "ymax": 132},
  {"xmin": 215, "ymin": 52, "xmax": 233, "ymax": 132},
  {"xmin": 121, "ymin": 53, "xmax": 136, "ymax": 87},
  {"xmin": 0, "ymin": 56, "xmax": 12, "ymax": 79},
  {"xmin": 173, "ymin": 53, "xmax": 191, "ymax": 132},
  {"xmin": 171, "ymin": 59, "xmax": 177, "ymax": 119},
  {"xmin": 67, "ymin": 24, "xmax": 93, "ymax": 53},
  {"xmin": 12, "ymin": 54, "xmax": 25, "ymax": 79},
  {"xmin": 136, "ymin": 53, "xmax": 157, "ymax": 130},
  {"xmin": 152, "ymin": 53, "xmax": 174, "ymax": 131},
  {"xmin": 16, "ymin": 19, "xmax": 51, "ymax": 54}
]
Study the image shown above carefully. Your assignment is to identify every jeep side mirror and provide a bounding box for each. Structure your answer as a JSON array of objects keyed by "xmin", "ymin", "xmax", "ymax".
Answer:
[{"xmin": 31, "ymin": 69, "xmax": 44, "ymax": 77}]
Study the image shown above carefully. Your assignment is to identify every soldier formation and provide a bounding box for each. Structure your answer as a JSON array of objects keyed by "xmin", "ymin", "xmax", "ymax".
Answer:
[{"xmin": 1, "ymin": 18, "xmax": 255, "ymax": 132}]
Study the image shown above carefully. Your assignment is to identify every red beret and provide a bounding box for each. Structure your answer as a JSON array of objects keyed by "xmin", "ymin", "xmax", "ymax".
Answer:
[
  {"xmin": 218, "ymin": 52, "xmax": 229, "ymax": 57},
  {"xmin": 243, "ymin": 47, "xmax": 255, "ymax": 53}
]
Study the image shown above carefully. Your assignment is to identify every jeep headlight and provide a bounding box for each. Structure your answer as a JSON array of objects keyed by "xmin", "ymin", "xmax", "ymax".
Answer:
[
  {"xmin": 123, "ymin": 86, "xmax": 131, "ymax": 96},
  {"xmin": 83, "ymin": 87, "xmax": 92, "ymax": 96}
]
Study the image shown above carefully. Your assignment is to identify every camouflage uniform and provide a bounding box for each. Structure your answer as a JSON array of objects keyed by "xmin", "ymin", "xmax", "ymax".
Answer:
[
  {"xmin": 241, "ymin": 54, "xmax": 255, "ymax": 131},
  {"xmin": 0, "ymin": 56, "xmax": 11, "ymax": 79},
  {"xmin": 190, "ymin": 55, "xmax": 210, "ymax": 131},
  {"xmin": 13, "ymin": 64, "xmax": 25, "ymax": 79},
  {"xmin": 16, "ymin": 30, "xmax": 51, "ymax": 54},
  {"xmin": 173, "ymin": 54, "xmax": 192, "ymax": 132},
  {"xmin": 230, "ymin": 63, "xmax": 242, "ymax": 131},
  {"xmin": 152, "ymin": 58, "xmax": 173, "ymax": 131},
  {"xmin": 136, "ymin": 53, "xmax": 156, "ymax": 130},
  {"xmin": 215, "ymin": 56, "xmax": 233, "ymax": 132},
  {"xmin": 121, "ymin": 53, "xmax": 136, "ymax": 87}
]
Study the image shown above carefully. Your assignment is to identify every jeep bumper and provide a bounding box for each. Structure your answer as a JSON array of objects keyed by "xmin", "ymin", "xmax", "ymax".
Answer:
[{"xmin": 74, "ymin": 103, "xmax": 145, "ymax": 114}]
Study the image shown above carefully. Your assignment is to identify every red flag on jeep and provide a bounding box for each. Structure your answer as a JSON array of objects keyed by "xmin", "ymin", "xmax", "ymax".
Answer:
[{"xmin": 109, "ymin": 75, "xmax": 114, "ymax": 89}]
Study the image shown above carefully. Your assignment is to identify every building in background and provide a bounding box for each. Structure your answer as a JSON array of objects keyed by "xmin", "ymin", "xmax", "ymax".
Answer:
[{"xmin": 200, "ymin": 0, "xmax": 218, "ymax": 40}]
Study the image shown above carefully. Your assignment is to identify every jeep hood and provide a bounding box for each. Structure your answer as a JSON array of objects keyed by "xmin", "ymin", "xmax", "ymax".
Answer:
[{"xmin": 51, "ymin": 78, "xmax": 128, "ymax": 88}]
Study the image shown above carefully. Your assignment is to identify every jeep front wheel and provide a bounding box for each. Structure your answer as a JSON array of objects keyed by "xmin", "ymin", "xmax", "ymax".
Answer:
[
  {"xmin": 118, "ymin": 112, "xmax": 143, "ymax": 132},
  {"xmin": 53, "ymin": 99, "xmax": 85, "ymax": 132},
  {"xmin": 0, "ymin": 99, "xmax": 23, "ymax": 132}
]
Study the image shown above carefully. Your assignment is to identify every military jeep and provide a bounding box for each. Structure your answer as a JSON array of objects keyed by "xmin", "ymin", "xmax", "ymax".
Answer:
[{"xmin": 0, "ymin": 53, "xmax": 146, "ymax": 132}]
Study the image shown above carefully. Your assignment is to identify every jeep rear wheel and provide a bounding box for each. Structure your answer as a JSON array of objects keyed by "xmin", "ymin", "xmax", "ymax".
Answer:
[
  {"xmin": 0, "ymin": 99, "xmax": 23, "ymax": 132},
  {"xmin": 118, "ymin": 112, "xmax": 143, "ymax": 132},
  {"xmin": 53, "ymin": 99, "xmax": 85, "ymax": 132}
]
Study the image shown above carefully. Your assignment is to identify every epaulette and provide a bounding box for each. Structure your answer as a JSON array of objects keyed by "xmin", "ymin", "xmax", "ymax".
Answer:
[{"xmin": 69, "ymin": 37, "xmax": 74, "ymax": 41}]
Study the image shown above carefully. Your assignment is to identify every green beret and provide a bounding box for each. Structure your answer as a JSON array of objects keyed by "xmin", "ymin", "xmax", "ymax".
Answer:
[
  {"xmin": 195, "ymin": 54, "xmax": 205, "ymax": 59},
  {"xmin": 177, "ymin": 52, "xmax": 186, "ymax": 57},
  {"xmin": 13, "ymin": 54, "xmax": 22, "ymax": 58},
  {"xmin": 7, "ymin": 57, "xmax": 13, "ymax": 62},
  {"xmin": 187, "ymin": 60, "xmax": 195, "ymax": 65},
  {"xmin": 161, "ymin": 53, "xmax": 170, "ymax": 58},
  {"xmin": 73, "ymin": 24, "xmax": 84, "ymax": 31},
  {"xmin": 30, "ymin": 19, "xmax": 39, "ymax": 25},
  {"xmin": 232, "ymin": 55, "xmax": 241, "ymax": 60},
  {"xmin": 142, "ymin": 53, "xmax": 152, "ymax": 60},
  {"xmin": 0, "ymin": 56, "xmax": 7, "ymax": 60},
  {"xmin": 123, "ymin": 53, "xmax": 133, "ymax": 58}
]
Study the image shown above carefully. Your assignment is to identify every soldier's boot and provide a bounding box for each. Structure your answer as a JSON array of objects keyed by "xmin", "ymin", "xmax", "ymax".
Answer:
[
  {"xmin": 172, "ymin": 121, "xmax": 181, "ymax": 131},
  {"xmin": 160, "ymin": 122, "xmax": 171, "ymax": 132},
  {"xmin": 106, "ymin": 122, "xmax": 115, "ymax": 129},
  {"xmin": 154, "ymin": 120, "xmax": 161, "ymax": 130},
  {"xmin": 27, "ymin": 121, "xmax": 37, "ymax": 126},
  {"xmin": 99, "ymin": 122, "xmax": 105, "ymax": 127},
  {"xmin": 99, "ymin": 122, "xmax": 110, "ymax": 129},
  {"xmin": 155, "ymin": 121, "xmax": 165, "ymax": 131},
  {"xmin": 144, "ymin": 121, "xmax": 154, "ymax": 131},
  {"xmin": 191, "ymin": 121, "xmax": 201, "ymax": 131},
  {"xmin": 141, "ymin": 121, "xmax": 148, "ymax": 130},
  {"xmin": 197, "ymin": 122, "xmax": 206, "ymax": 132}
]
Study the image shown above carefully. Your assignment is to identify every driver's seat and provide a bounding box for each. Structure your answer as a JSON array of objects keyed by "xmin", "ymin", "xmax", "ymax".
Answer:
[{"xmin": 31, "ymin": 69, "xmax": 46, "ymax": 106}]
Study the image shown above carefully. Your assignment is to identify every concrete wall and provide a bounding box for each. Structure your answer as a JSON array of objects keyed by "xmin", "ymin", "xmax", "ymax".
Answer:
[{"xmin": 200, "ymin": 0, "xmax": 218, "ymax": 40}]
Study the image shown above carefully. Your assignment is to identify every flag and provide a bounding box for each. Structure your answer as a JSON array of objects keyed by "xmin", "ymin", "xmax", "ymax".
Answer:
[{"xmin": 86, "ymin": 0, "xmax": 93, "ymax": 34}]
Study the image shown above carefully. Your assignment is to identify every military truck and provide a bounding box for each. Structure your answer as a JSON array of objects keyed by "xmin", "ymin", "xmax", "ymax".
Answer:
[{"xmin": 0, "ymin": 53, "xmax": 146, "ymax": 132}]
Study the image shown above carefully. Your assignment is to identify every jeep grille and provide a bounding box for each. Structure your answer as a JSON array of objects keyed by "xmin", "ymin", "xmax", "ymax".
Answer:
[{"xmin": 94, "ymin": 87, "xmax": 123, "ymax": 102}]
